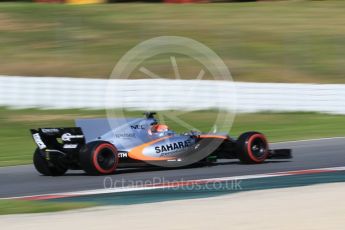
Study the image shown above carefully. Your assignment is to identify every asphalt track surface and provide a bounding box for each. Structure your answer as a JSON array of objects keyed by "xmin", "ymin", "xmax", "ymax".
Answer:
[{"xmin": 0, "ymin": 138, "xmax": 344, "ymax": 198}]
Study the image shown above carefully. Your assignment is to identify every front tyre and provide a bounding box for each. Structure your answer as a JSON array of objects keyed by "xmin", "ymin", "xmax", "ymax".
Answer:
[
  {"xmin": 33, "ymin": 148, "xmax": 68, "ymax": 176},
  {"xmin": 236, "ymin": 132, "xmax": 269, "ymax": 164},
  {"xmin": 79, "ymin": 141, "xmax": 118, "ymax": 175}
]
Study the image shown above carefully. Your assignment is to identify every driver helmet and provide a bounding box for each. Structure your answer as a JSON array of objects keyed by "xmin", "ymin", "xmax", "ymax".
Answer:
[{"xmin": 151, "ymin": 124, "xmax": 169, "ymax": 133}]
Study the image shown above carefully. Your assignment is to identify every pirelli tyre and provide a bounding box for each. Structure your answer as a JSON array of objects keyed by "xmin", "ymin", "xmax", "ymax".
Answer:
[
  {"xmin": 236, "ymin": 132, "xmax": 269, "ymax": 164},
  {"xmin": 33, "ymin": 148, "xmax": 68, "ymax": 176},
  {"xmin": 79, "ymin": 141, "xmax": 119, "ymax": 175}
]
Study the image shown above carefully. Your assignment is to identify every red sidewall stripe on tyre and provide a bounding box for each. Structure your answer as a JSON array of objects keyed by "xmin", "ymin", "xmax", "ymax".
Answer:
[
  {"xmin": 93, "ymin": 143, "xmax": 118, "ymax": 174},
  {"xmin": 247, "ymin": 134, "xmax": 269, "ymax": 163}
]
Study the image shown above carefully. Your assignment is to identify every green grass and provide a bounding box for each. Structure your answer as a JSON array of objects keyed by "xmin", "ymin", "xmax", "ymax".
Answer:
[
  {"xmin": 0, "ymin": 199, "xmax": 94, "ymax": 215},
  {"xmin": 0, "ymin": 1, "xmax": 344, "ymax": 83},
  {"xmin": 1, "ymin": 107, "xmax": 345, "ymax": 166}
]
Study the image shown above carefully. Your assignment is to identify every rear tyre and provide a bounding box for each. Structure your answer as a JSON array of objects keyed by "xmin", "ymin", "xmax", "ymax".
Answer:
[
  {"xmin": 79, "ymin": 141, "xmax": 118, "ymax": 175},
  {"xmin": 236, "ymin": 132, "xmax": 269, "ymax": 164},
  {"xmin": 33, "ymin": 148, "xmax": 68, "ymax": 176}
]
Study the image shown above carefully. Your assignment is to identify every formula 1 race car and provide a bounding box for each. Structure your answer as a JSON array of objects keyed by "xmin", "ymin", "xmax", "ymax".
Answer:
[{"xmin": 30, "ymin": 112, "xmax": 292, "ymax": 176}]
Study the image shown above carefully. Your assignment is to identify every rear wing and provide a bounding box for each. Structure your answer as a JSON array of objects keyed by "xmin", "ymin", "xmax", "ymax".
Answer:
[{"xmin": 30, "ymin": 128, "xmax": 85, "ymax": 153}]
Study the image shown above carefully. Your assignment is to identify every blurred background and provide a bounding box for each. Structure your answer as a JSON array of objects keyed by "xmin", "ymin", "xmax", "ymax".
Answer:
[
  {"xmin": 1, "ymin": 0, "xmax": 344, "ymax": 82},
  {"xmin": 0, "ymin": 0, "xmax": 345, "ymax": 166}
]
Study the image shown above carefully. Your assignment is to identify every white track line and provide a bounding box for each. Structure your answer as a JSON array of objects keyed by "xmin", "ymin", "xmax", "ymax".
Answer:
[
  {"xmin": 272, "ymin": 136, "xmax": 345, "ymax": 145},
  {"xmin": 2, "ymin": 166, "xmax": 345, "ymax": 201}
]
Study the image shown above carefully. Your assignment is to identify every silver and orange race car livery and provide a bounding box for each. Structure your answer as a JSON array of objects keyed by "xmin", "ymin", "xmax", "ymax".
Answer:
[{"xmin": 30, "ymin": 112, "xmax": 292, "ymax": 176}]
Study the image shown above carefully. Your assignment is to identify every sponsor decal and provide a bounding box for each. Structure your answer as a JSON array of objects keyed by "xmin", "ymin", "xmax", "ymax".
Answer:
[
  {"xmin": 155, "ymin": 140, "xmax": 191, "ymax": 156},
  {"xmin": 63, "ymin": 144, "xmax": 78, "ymax": 149},
  {"xmin": 118, "ymin": 152, "xmax": 128, "ymax": 158},
  {"xmin": 33, "ymin": 133, "xmax": 47, "ymax": 149},
  {"xmin": 130, "ymin": 125, "xmax": 146, "ymax": 130},
  {"xmin": 114, "ymin": 133, "xmax": 135, "ymax": 139},
  {"xmin": 61, "ymin": 133, "xmax": 84, "ymax": 142},
  {"xmin": 167, "ymin": 158, "xmax": 182, "ymax": 162},
  {"xmin": 194, "ymin": 143, "xmax": 200, "ymax": 149},
  {"xmin": 41, "ymin": 128, "xmax": 59, "ymax": 133}
]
